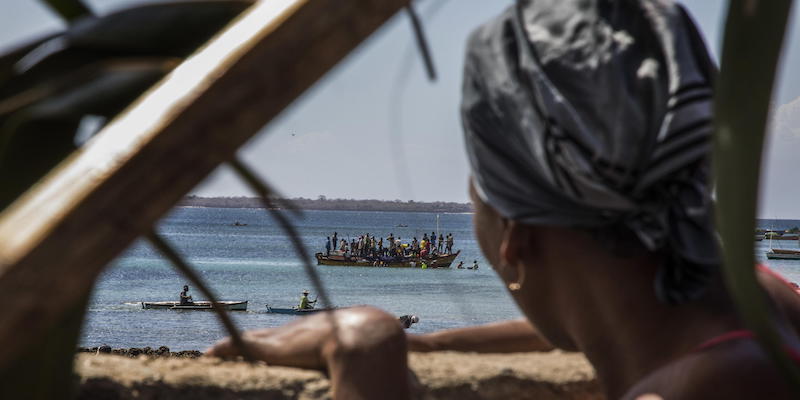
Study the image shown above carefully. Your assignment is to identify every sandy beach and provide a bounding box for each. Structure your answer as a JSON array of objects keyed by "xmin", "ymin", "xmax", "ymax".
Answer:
[{"xmin": 75, "ymin": 350, "xmax": 602, "ymax": 399}]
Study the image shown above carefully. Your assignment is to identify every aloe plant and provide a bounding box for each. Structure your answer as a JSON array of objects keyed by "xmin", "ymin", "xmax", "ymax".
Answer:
[{"xmin": 713, "ymin": 0, "xmax": 800, "ymax": 391}]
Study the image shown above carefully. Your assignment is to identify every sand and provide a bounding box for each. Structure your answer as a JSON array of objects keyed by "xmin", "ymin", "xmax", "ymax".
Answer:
[{"xmin": 75, "ymin": 350, "xmax": 603, "ymax": 399}]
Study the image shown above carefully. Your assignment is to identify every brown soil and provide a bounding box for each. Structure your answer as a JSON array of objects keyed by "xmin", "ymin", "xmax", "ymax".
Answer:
[{"xmin": 75, "ymin": 350, "xmax": 602, "ymax": 399}]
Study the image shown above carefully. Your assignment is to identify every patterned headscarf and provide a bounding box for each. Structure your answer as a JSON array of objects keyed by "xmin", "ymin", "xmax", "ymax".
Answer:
[{"xmin": 462, "ymin": 0, "xmax": 719, "ymax": 304}]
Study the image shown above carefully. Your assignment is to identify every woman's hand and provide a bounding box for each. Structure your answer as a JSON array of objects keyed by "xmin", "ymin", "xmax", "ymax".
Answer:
[{"xmin": 206, "ymin": 306, "xmax": 411, "ymax": 400}]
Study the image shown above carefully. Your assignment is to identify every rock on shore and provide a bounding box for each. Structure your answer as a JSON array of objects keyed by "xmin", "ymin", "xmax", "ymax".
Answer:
[{"xmin": 75, "ymin": 350, "xmax": 602, "ymax": 399}]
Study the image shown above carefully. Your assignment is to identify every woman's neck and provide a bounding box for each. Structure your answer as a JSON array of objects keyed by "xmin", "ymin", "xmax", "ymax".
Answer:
[{"xmin": 556, "ymin": 253, "xmax": 740, "ymax": 398}]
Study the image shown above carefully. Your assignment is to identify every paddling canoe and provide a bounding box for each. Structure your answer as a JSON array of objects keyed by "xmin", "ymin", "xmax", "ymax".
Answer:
[
  {"xmin": 141, "ymin": 301, "xmax": 248, "ymax": 311},
  {"xmin": 265, "ymin": 305, "xmax": 333, "ymax": 315}
]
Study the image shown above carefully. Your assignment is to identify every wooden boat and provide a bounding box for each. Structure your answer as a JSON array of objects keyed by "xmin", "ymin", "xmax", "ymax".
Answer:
[
  {"xmin": 767, "ymin": 249, "xmax": 800, "ymax": 260},
  {"xmin": 265, "ymin": 305, "xmax": 333, "ymax": 315},
  {"xmin": 315, "ymin": 250, "xmax": 461, "ymax": 268},
  {"xmin": 141, "ymin": 301, "xmax": 248, "ymax": 311}
]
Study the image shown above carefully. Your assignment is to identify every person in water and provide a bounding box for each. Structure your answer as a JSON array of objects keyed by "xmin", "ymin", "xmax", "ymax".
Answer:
[
  {"xmin": 179, "ymin": 285, "xmax": 193, "ymax": 305},
  {"xmin": 398, "ymin": 315, "xmax": 419, "ymax": 329},
  {"xmin": 208, "ymin": 2, "xmax": 800, "ymax": 399},
  {"xmin": 470, "ymin": 260, "xmax": 479, "ymax": 270},
  {"xmin": 456, "ymin": 261, "xmax": 464, "ymax": 269},
  {"xmin": 298, "ymin": 290, "xmax": 316, "ymax": 310}
]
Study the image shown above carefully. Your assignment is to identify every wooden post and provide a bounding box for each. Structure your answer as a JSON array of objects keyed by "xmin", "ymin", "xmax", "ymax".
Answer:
[{"xmin": 0, "ymin": 0, "xmax": 408, "ymax": 369}]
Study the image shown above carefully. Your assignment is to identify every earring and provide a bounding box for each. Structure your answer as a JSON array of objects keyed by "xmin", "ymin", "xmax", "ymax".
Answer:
[{"xmin": 508, "ymin": 282, "xmax": 521, "ymax": 291}]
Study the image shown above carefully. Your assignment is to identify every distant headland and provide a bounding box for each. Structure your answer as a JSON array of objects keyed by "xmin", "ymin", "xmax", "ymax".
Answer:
[{"xmin": 179, "ymin": 195, "xmax": 473, "ymax": 213}]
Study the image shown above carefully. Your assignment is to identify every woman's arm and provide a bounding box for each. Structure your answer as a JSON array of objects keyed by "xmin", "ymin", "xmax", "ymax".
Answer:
[
  {"xmin": 207, "ymin": 306, "xmax": 411, "ymax": 400},
  {"xmin": 407, "ymin": 318, "xmax": 555, "ymax": 353}
]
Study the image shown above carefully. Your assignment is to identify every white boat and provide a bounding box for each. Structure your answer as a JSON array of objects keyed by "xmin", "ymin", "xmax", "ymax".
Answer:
[
  {"xmin": 766, "ymin": 249, "xmax": 800, "ymax": 260},
  {"xmin": 141, "ymin": 300, "xmax": 248, "ymax": 311},
  {"xmin": 765, "ymin": 226, "xmax": 800, "ymax": 260}
]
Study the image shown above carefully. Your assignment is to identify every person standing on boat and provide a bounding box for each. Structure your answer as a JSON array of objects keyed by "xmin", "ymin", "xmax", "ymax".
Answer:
[
  {"xmin": 438, "ymin": 234, "xmax": 444, "ymax": 253},
  {"xmin": 430, "ymin": 232, "xmax": 436, "ymax": 254},
  {"xmin": 332, "ymin": 232, "xmax": 338, "ymax": 251},
  {"xmin": 446, "ymin": 234, "xmax": 454, "ymax": 254},
  {"xmin": 299, "ymin": 290, "xmax": 316, "ymax": 310},
  {"xmin": 179, "ymin": 285, "xmax": 193, "ymax": 305},
  {"xmin": 325, "ymin": 237, "xmax": 331, "ymax": 256}
]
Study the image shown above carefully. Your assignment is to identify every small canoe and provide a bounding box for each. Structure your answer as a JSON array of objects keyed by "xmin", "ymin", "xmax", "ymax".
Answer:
[
  {"xmin": 265, "ymin": 305, "xmax": 334, "ymax": 315},
  {"xmin": 141, "ymin": 301, "xmax": 248, "ymax": 311}
]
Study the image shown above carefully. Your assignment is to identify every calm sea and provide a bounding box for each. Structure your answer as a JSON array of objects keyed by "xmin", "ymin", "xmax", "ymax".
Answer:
[
  {"xmin": 81, "ymin": 207, "xmax": 513, "ymax": 351},
  {"xmin": 80, "ymin": 210, "xmax": 800, "ymax": 351}
]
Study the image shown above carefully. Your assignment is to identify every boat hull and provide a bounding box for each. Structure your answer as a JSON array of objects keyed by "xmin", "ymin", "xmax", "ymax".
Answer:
[
  {"xmin": 265, "ymin": 306, "xmax": 333, "ymax": 315},
  {"xmin": 767, "ymin": 251, "xmax": 800, "ymax": 260},
  {"xmin": 141, "ymin": 301, "xmax": 248, "ymax": 311},
  {"xmin": 315, "ymin": 250, "xmax": 460, "ymax": 268}
]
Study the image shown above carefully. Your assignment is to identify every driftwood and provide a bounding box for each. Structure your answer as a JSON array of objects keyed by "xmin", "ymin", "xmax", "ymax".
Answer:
[{"xmin": 0, "ymin": 0, "xmax": 408, "ymax": 369}]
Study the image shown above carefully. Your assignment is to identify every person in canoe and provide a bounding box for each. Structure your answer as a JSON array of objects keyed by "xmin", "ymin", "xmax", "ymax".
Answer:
[
  {"xmin": 179, "ymin": 285, "xmax": 193, "ymax": 305},
  {"xmin": 298, "ymin": 290, "xmax": 316, "ymax": 310}
]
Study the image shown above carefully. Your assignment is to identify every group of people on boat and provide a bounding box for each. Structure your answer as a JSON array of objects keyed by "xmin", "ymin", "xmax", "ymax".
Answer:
[{"xmin": 324, "ymin": 231, "xmax": 455, "ymax": 259}]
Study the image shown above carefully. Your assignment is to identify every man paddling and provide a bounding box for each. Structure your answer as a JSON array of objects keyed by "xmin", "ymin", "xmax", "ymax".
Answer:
[
  {"xmin": 298, "ymin": 290, "xmax": 316, "ymax": 310},
  {"xmin": 179, "ymin": 285, "xmax": 193, "ymax": 305}
]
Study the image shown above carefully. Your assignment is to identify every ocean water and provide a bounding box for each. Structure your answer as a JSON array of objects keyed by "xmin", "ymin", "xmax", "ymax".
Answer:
[
  {"xmin": 80, "ymin": 210, "xmax": 800, "ymax": 351},
  {"xmin": 81, "ymin": 208, "xmax": 515, "ymax": 351}
]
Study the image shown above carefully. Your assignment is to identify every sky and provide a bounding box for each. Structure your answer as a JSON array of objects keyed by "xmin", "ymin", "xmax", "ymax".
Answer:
[{"xmin": 1, "ymin": 0, "xmax": 800, "ymax": 217}]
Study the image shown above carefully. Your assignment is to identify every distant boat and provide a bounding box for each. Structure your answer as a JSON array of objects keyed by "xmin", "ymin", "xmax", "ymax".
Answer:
[
  {"xmin": 766, "ymin": 249, "xmax": 800, "ymax": 260},
  {"xmin": 315, "ymin": 250, "xmax": 460, "ymax": 268},
  {"xmin": 396, "ymin": 224, "xmax": 408, "ymax": 227},
  {"xmin": 232, "ymin": 221, "xmax": 248, "ymax": 226},
  {"xmin": 265, "ymin": 305, "xmax": 334, "ymax": 315},
  {"xmin": 141, "ymin": 301, "xmax": 248, "ymax": 311},
  {"xmin": 766, "ymin": 229, "xmax": 800, "ymax": 260}
]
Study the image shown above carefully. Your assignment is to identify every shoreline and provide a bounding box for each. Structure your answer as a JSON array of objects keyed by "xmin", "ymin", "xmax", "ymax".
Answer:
[
  {"xmin": 78, "ymin": 346, "xmax": 202, "ymax": 358},
  {"xmin": 179, "ymin": 196, "xmax": 474, "ymax": 214}
]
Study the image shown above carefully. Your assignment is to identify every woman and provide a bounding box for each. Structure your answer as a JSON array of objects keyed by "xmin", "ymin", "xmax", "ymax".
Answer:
[{"xmin": 208, "ymin": 1, "xmax": 800, "ymax": 398}]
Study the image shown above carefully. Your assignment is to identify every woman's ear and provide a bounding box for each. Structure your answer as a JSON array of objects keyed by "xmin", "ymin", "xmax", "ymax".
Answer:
[{"xmin": 498, "ymin": 221, "xmax": 529, "ymax": 287}]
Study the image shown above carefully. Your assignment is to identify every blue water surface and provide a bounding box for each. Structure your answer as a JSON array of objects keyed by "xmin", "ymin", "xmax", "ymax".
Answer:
[
  {"xmin": 80, "ymin": 211, "xmax": 800, "ymax": 351},
  {"xmin": 82, "ymin": 208, "xmax": 516, "ymax": 350}
]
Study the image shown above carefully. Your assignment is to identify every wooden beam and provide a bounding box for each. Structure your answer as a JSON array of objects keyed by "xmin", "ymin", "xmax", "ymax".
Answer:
[{"xmin": 0, "ymin": 0, "xmax": 408, "ymax": 368}]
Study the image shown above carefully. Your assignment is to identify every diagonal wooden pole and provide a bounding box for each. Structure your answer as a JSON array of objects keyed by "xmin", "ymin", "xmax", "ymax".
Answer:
[{"xmin": 0, "ymin": 0, "xmax": 408, "ymax": 369}]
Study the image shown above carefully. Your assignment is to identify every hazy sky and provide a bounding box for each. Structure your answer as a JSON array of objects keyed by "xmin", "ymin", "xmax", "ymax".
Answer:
[{"xmin": 2, "ymin": 1, "xmax": 799, "ymax": 216}]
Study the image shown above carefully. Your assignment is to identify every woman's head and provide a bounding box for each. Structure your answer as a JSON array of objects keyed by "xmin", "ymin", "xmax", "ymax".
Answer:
[{"xmin": 463, "ymin": 0, "xmax": 721, "ymax": 343}]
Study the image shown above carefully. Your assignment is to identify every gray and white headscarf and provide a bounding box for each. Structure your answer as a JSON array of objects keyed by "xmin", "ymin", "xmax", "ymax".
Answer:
[{"xmin": 462, "ymin": 0, "xmax": 719, "ymax": 304}]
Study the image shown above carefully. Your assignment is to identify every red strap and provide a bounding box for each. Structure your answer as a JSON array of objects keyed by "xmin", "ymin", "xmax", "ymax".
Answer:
[
  {"xmin": 693, "ymin": 329, "xmax": 800, "ymax": 364},
  {"xmin": 693, "ymin": 330, "xmax": 755, "ymax": 352}
]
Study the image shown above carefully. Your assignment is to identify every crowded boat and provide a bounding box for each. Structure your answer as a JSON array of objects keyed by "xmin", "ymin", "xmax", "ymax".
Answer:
[{"xmin": 316, "ymin": 231, "xmax": 460, "ymax": 268}]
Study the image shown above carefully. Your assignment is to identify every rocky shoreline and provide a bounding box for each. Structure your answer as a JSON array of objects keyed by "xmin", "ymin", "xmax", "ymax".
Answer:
[{"xmin": 78, "ymin": 346, "xmax": 203, "ymax": 358}]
